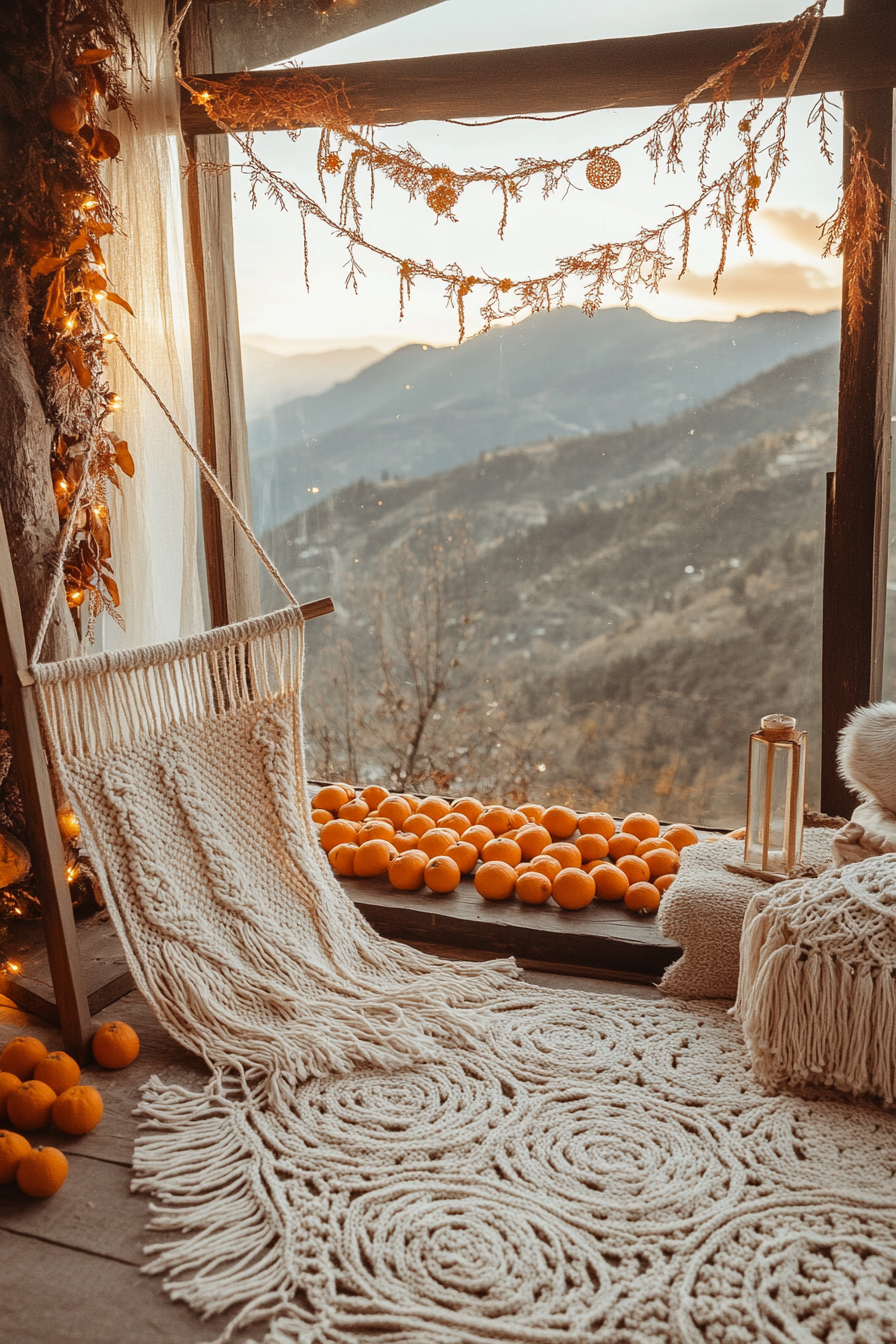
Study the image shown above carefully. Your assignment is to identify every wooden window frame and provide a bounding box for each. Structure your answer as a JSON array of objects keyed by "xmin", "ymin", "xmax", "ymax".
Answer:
[{"xmin": 182, "ymin": 2, "xmax": 894, "ymax": 820}]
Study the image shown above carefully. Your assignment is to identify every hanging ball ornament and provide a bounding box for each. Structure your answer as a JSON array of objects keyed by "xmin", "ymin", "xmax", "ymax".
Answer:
[
  {"xmin": 586, "ymin": 154, "xmax": 622, "ymax": 190},
  {"xmin": 426, "ymin": 182, "xmax": 460, "ymax": 216}
]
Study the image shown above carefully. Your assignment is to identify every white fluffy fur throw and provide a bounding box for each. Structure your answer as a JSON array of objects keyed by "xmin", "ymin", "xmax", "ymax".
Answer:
[{"xmin": 832, "ymin": 702, "xmax": 896, "ymax": 866}]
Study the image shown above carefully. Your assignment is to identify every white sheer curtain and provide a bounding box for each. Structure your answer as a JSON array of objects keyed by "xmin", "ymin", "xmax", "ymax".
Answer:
[{"xmin": 99, "ymin": 0, "xmax": 204, "ymax": 649}]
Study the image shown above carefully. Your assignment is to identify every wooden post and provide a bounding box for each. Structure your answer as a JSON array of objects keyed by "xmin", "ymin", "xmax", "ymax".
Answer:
[
  {"xmin": 181, "ymin": 1, "xmax": 261, "ymax": 627},
  {"xmin": 821, "ymin": 6, "xmax": 896, "ymax": 818},
  {"xmin": 0, "ymin": 507, "xmax": 92, "ymax": 1060}
]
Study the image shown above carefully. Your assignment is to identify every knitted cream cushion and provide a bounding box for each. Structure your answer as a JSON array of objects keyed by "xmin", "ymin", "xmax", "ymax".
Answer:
[{"xmin": 658, "ymin": 829, "xmax": 834, "ymax": 999}]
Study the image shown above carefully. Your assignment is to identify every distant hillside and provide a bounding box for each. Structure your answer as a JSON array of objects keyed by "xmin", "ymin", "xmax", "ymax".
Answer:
[
  {"xmin": 249, "ymin": 305, "xmax": 840, "ymax": 527},
  {"xmin": 240, "ymin": 341, "xmax": 383, "ymax": 420}
]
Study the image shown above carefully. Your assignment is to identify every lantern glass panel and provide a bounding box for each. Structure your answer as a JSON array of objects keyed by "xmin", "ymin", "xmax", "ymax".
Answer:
[{"xmin": 744, "ymin": 716, "xmax": 806, "ymax": 875}]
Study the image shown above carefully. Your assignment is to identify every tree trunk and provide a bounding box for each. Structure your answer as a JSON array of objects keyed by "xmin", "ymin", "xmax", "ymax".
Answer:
[{"xmin": 0, "ymin": 260, "xmax": 78, "ymax": 667}]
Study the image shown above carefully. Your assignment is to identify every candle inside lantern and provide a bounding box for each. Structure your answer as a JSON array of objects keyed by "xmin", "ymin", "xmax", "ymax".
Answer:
[{"xmin": 743, "ymin": 714, "xmax": 806, "ymax": 876}]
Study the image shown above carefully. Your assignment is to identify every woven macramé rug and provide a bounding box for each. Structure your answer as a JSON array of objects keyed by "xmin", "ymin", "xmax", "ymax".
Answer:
[{"xmin": 31, "ymin": 610, "xmax": 896, "ymax": 1344}]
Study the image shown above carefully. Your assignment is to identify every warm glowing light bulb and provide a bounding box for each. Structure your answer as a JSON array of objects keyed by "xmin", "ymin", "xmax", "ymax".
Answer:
[
  {"xmin": 102, "ymin": 331, "xmax": 118, "ymax": 343},
  {"xmin": 65, "ymin": 314, "xmax": 76, "ymax": 330},
  {"xmin": 7, "ymin": 962, "xmax": 20, "ymax": 973},
  {"xmin": 81, "ymin": 197, "xmax": 99, "ymax": 210},
  {"xmin": 92, "ymin": 290, "xmax": 108, "ymax": 302}
]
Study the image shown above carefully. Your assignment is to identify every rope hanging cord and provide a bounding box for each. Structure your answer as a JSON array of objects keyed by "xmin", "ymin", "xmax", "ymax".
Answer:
[{"xmin": 29, "ymin": 333, "xmax": 300, "ymax": 668}]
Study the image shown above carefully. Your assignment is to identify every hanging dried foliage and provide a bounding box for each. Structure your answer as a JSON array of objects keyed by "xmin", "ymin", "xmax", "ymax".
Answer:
[
  {"xmin": 179, "ymin": 0, "xmax": 870, "ymax": 341},
  {"xmin": 0, "ymin": 0, "xmax": 141, "ymax": 638},
  {"xmin": 821, "ymin": 129, "xmax": 889, "ymax": 333}
]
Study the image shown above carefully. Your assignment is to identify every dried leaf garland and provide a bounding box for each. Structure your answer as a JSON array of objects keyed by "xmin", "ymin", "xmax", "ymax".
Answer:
[
  {"xmin": 181, "ymin": 1, "xmax": 855, "ymax": 339},
  {"xmin": 822, "ymin": 129, "xmax": 890, "ymax": 332},
  {"xmin": 1, "ymin": 0, "xmax": 144, "ymax": 637}
]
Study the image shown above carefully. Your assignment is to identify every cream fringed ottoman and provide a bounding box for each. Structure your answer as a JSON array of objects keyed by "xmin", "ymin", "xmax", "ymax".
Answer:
[
  {"xmin": 657, "ymin": 828, "xmax": 834, "ymax": 999},
  {"xmin": 734, "ymin": 851, "xmax": 896, "ymax": 1103}
]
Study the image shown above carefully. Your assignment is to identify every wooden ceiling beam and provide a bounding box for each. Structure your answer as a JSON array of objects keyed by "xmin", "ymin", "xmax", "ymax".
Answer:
[{"xmin": 181, "ymin": 12, "xmax": 895, "ymax": 135}]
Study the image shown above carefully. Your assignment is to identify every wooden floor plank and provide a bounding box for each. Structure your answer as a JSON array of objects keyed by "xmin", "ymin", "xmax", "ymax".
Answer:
[{"xmin": 0, "ymin": 1228, "xmax": 256, "ymax": 1344}]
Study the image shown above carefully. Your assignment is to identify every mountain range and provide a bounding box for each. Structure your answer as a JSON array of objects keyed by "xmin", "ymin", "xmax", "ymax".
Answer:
[{"xmin": 248, "ymin": 305, "xmax": 841, "ymax": 528}]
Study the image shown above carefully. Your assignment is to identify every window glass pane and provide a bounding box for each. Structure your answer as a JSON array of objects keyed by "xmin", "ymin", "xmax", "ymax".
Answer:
[{"xmin": 232, "ymin": 65, "xmax": 840, "ymax": 821}]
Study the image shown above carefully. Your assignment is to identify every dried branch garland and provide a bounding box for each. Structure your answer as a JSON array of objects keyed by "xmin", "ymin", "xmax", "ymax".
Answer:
[
  {"xmin": 822, "ymin": 129, "xmax": 890, "ymax": 332},
  {"xmin": 179, "ymin": 1, "xmax": 872, "ymax": 341},
  {"xmin": 0, "ymin": 0, "xmax": 141, "ymax": 638}
]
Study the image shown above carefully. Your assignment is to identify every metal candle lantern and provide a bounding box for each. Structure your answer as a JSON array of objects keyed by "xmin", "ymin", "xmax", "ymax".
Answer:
[{"xmin": 743, "ymin": 714, "xmax": 807, "ymax": 877}]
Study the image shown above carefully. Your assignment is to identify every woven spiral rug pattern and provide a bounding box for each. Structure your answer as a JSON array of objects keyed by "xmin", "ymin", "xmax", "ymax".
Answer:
[{"xmin": 31, "ymin": 610, "xmax": 896, "ymax": 1344}]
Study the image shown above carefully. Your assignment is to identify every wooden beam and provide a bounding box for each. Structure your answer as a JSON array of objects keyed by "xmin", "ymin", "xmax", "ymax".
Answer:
[
  {"xmin": 181, "ymin": 1, "xmax": 261, "ymax": 627},
  {"xmin": 182, "ymin": 12, "xmax": 896, "ymax": 134},
  {"xmin": 821, "ymin": 38, "xmax": 896, "ymax": 816},
  {"xmin": 0, "ymin": 506, "xmax": 92, "ymax": 1059}
]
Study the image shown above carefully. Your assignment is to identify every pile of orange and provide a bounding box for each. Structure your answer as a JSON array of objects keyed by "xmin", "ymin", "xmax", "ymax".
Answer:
[
  {"xmin": 0, "ymin": 1020, "xmax": 140, "ymax": 1198},
  {"xmin": 314, "ymin": 785, "xmax": 705, "ymax": 916}
]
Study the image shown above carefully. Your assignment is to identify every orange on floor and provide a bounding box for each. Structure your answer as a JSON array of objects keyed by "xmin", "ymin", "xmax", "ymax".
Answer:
[
  {"xmin": 655, "ymin": 873, "xmax": 676, "ymax": 894},
  {"xmin": 0, "ymin": 1036, "xmax": 48, "ymax": 1081},
  {"xmin": 338, "ymin": 799, "xmax": 369, "ymax": 822},
  {"xmin": 357, "ymin": 819, "xmax": 396, "ymax": 844},
  {"xmin": 0, "ymin": 1072, "xmax": 23, "ymax": 1120},
  {"xmin": 517, "ymin": 803, "xmax": 545, "ymax": 824},
  {"xmin": 33, "ymin": 1052, "xmax": 80, "ymax": 1095},
  {"xmin": 16, "ymin": 1145, "xmax": 68, "ymax": 1198},
  {"xmin": 92, "ymin": 1021, "xmax": 140, "ymax": 1069},
  {"xmin": 53, "ymin": 1085, "xmax": 103, "ymax": 1135},
  {"xmin": 361, "ymin": 784, "xmax": 390, "ymax": 808},
  {"xmin": 6, "ymin": 1080, "xmax": 56, "ymax": 1131},
  {"xmin": 320, "ymin": 819, "xmax": 358, "ymax": 853},
  {"xmin": 644, "ymin": 847, "xmax": 680, "ymax": 879},
  {"xmin": 440, "ymin": 812, "xmax": 471, "ymax": 836},
  {"xmin": 405, "ymin": 813, "xmax": 436, "ymax": 837},
  {"xmin": 0, "ymin": 1129, "xmax": 30, "ymax": 1184}
]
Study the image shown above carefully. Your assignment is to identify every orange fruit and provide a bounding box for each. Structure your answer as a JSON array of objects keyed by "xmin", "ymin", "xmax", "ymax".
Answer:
[
  {"xmin": 541, "ymin": 806, "xmax": 578, "ymax": 839},
  {"xmin": 312, "ymin": 784, "xmax": 350, "ymax": 812},
  {"xmin": 391, "ymin": 831, "xmax": 421, "ymax": 854},
  {"xmin": 440, "ymin": 812, "xmax": 471, "ymax": 836},
  {"xmin": 7, "ymin": 1080, "xmax": 56, "ymax": 1131},
  {"xmin": 516, "ymin": 824, "xmax": 551, "ymax": 860},
  {"xmin": 479, "ymin": 806, "xmax": 514, "ymax": 836},
  {"xmin": 516, "ymin": 871, "xmax": 553, "ymax": 905},
  {"xmin": 543, "ymin": 842, "xmax": 582, "ymax": 870},
  {"xmin": 625, "ymin": 881, "xmax": 662, "ymax": 914},
  {"xmin": 616, "ymin": 854, "xmax": 651, "ymax": 885},
  {"xmin": 607, "ymin": 832, "xmax": 640, "ymax": 861},
  {"xmin": 338, "ymin": 799, "xmax": 369, "ymax": 822},
  {"xmin": 401, "ymin": 795, "xmax": 420, "ymax": 813},
  {"xmin": 0, "ymin": 1071, "xmax": 22, "ymax": 1121},
  {"xmin": 634, "ymin": 837, "xmax": 677, "ymax": 857},
  {"xmin": 514, "ymin": 861, "xmax": 531, "ymax": 877},
  {"xmin": 576, "ymin": 833, "xmax": 609, "ymax": 863},
  {"xmin": 503, "ymin": 828, "xmax": 521, "ymax": 843},
  {"xmin": 0, "ymin": 1129, "xmax": 31, "ymax": 1184},
  {"xmin": 463, "ymin": 824, "xmax": 495, "ymax": 854},
  {"xmin": 416, "ymin": 797, "xmax": 451, "ymax": 822},
  {"xmin": 33, "ymin": 1052, "xmax": 80, "ymax": 1095},
  {"xmin": 361, "ymin": 784, "xmax": 390, "ymax": 808},
  {"xmin": 577, "ymin": 812, "xmax": 616, "ymax": 839},
  {"xmin": 552, "ymin": 868, "xmax": 596, "ymax": 910},
  {"xmin": 508, "ymin": 811, "xmax": 529, "ymax": 829},
  {"xmin": 311, "ymin": 809, "xmax": 333, "ymax": 825},
  {"xmin": 644, "ymin": 847, "xmax": 680, "ymax": 880},
  {"xmin": 52, "ymin": 1084, "xmax": 103, "ymax": 1135},
  {"xmin": 357, "ymin": 819, "xmax": 396, "ymax": 844},
  {"xmin": 16, "ymin": 1145, "xmax": 68, "ymax": 1198},
  {"xmin": 405, "ymin": 813, "xmax": 436, "ymax": 837},
  {"xmin": 474, "ymin": 861, "xmax": 517, "ymax": 900},
  {"xmin": 592, "ymin": 864, "xmax": 630, "ymax": 902},
  {"xmin": 0, "ymin": 1036, "xmax": 48, "ymax": 1081},
  {"xmin": 378, "ymin": 795, "xmax": 413, "ymax": 828},
  {"xmin": 333, "ymin": 782, "xmax": 356, "ymax": 799},
  {"xmin": 329, "ymin": 842, "xmax": 359, "ymax": 876},
  {"xmin": 482, "ymin": 836, "xmax": 522, "ymax": 867},
  {"xmin": 354, "ymin": 839, "xmax": 396, "ymax": 877},
  {"xmin": 655, "ymin": 873, "xmax": 676, "ymax": 894},
  {"xmin": 92, "ymin": 1021, "xmax": 140, "ymax": 1069},
  {"xmin": 529, "ymin": 854, "xmax": 562, "ymax": 882},
  {"xmin": 517, "ymin": 803, "xmax": 545, "ymax": 824},
  {"xmin": 446, "ymin": 841, "xmax": 478, "ymax": 874},
  {"xmin": 389, "ymin": 849, "xmax": 427, "ymax": 890},
  {"xmin": 418, "ymin": 828, "xmax": 456, "ymax": 859},
  {"xmin": 621, "ymin": 811, "xmax": 660, "ymax": 841},
  {"xmin": 662, "ymin": 824, "xmax": 701, "ymax": 851},
  {"xmin": 452, "ymin": 797, "xmax": 484, "ymax": 824},
  {"xmin": 424, "ymin": 855, "xmax": 461, "ymax": 894},
  {"xmin": 320, "ymin": 819, "xmax": 358, "ymax": 853}
]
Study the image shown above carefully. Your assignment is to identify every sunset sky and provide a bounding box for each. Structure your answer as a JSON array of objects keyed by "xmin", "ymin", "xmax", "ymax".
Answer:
[{"xmin": 232, "ymin": 0, "xmax": 845, "ymax": 351}]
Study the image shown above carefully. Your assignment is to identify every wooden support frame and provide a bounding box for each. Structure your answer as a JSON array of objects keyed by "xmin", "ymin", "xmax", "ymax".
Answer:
[
  {"xmin": 821, "ymin": 15, "xmax": 896, "ymax": 816},
  {"xmin": 181, "ymin": 12, "xmax": 896, "ymax": 134},
  {"xmin": 181, "ymin": 0, "xmax": 261, "ymax": 628},
  {"xmin": 0, "ymin": 507, "xmax": 92, "ymax": 1060}
]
